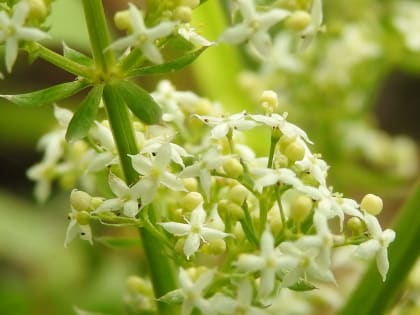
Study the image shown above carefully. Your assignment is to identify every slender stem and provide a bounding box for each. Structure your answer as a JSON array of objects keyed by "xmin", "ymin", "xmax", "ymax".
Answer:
[
  {"xmin": 102, "ymin": 84, "xmax": 179, "ymax": 315},
  {"xmin": 28, "ymin": 43, "xmax": 94, "ymax": 79},
  {"xmin": 118, "ymin": 47, "xmax": 144, "ymax": 73},
  {"xmin": 81, "ymin": 0, "xmax": 115, "ymax": 73}
]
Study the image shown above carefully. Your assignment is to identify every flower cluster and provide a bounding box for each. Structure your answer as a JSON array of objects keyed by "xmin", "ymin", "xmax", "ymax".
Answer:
[{"xmin": 29, "ymin": 82, "xmax": 395, "ymax": 314}]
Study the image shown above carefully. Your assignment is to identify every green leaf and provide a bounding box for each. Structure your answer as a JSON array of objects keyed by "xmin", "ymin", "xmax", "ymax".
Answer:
[
  {"xmin": 288, "ymin": 279, "xmax": 317, "ymax": 292},
  {"xmin": 338, "ymin": 183, "xmax": 420, "ymax": 315},
  {"xmin": 65, "ymin": 84, "xmax": 104, "ymax": 142},
  {"xmin": 127, "ymin": 47, "xmax": 207, "ymax": 77},
  {"xmin": 157, "ymin": 289, "xmax": 184, "ymax": 304},
  {"xmin": 96, "ymin": 236, "xmax": 142, "ymax": 249},
  {"xmin": 63, "ymin": 42, "xmax": 94, "ymax": 67},
  {"xmin": 74, "ymin": 306, "xmax": 110, "ymax": 315},
  {"xmin": 0, "ymin": 80, "xmax": 89, "ymax": 107},
  {"xmin": 114, "ymin": 80, "xmax": 162, "ymax": 125}
]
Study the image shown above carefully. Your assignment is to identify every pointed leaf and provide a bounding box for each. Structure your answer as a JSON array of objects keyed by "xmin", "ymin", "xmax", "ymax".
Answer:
[
  {"xmin": 63, "ymin": 43, "xmax": 94, "ymax": 67},
  {"xmin": 0, "ymin": 80, "xmax": 89, "ymax": 107},
  {"xmin": 65, "ymin": 84, "xmax": 104, "ymax": 142},
  {"xmin": 288, "ymin": 279, "xmax": 317, "ymax": 291},
  {"xmin": 127, "ymin": 47, "xmax": 207, "ymax": 77},
  {"xmin": 115, "ymin": 80, "xmax": 162, "ymax": 125}
]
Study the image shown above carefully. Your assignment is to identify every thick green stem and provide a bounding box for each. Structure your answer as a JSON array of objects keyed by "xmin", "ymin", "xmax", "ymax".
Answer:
[
  {"xmin": 338, "ymin": 183, "xmax": 420, "ymax": 315},
  {"xmin": 81, "ymin": 0, "xmax": 115, "ymax": 73},
  {"xmin": 28, "ymin": 43, "xmax": 94, "ymax": 79},
  {"xmin": 102, "ymin": 84, "xmax": 178, "ymax": 315}
]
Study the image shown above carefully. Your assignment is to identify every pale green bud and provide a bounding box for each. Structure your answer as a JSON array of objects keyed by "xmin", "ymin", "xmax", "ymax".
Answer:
[
  {"xmin": 259, "ymin": 90, "xmax": 278, "ymax": 113},
  {"xmin": 174, "ymin": 6, "xmax": 192, "ymax": 23},
  {"xmin": 181, "ymin": 0, "xmax": 200, "ymax": 8},
  {"xmin": 233, "ymin": 222, "xmax": 245, "ymax": 239},
  {"xmin": 208, "ymin": 239, "xmax": 227, "ymax": 255},
  {"xmin": 182, "ymin": 178, "xmax": 198, "ymax": 192},
  {"xmin": 228, "ymin": 184, "xmax": 249, "ymax": 205},
  {"xmin": 28, "ymin": 0, "xmax": 48, "ymax": 20},
  {"xmin": 223, "ymin": 158, "xmax": 244, "ymax": 178},
  {"xmin": 181, "ymin": 192, "xmax": 203, "ymax": 212},
  {"xmin": 90, "ymin": 197, "xmax": 103, "ymax": 211},
  {"xmin": 284, "ymin": 140, "xmax": 305, "ymax": 162},
  {"xmin": 360, "ymin": 194, "xmax": 383, "ymax": 215},
  {"xmin": 347, "ymin": 217, "xmax": 364, "ymax": 235},
  {"xmin": 290, "ymin": 194, "xmax": 313, "ymax": 222},
  {"xmin": 229, "ymin": 202, "xmax": 244, "ymax": 220},
  {"xmin": 126, "ymin": 276, "xmax": 152, "ymax": 295},
  {"xmin": 70, "ymin": 190, "xmax": 92, "ymax": 212},
  {"xmin": 114, "ymin": 10, "xmax": 132, "ymax": 32},
  {"xmin": 286, "ymin": 10, "xmax": 312, "ymax": 31},
  {"xmin": 278, "ymin": 134, "xmax": 296, "ymax": 152},
  {"xmin": 175, "ymin": 238, "xmax": 186, "ymax": 255}
]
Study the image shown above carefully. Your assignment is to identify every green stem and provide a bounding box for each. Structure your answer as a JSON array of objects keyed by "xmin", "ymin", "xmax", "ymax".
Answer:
[
  {"xmin": 102, "ymin": 84, "xmax": 178, "ymax": 315},
  {"xmin": 338, "ymin": 183, "xmax": 420, "ymax": 315},
  {"xmin": 118, "ymin": 47, "xmax": 145, "ymax": 73},
  {"xmin": 28, "ymin": 43, "xmax": 94, "ymax": 79},
  {"xmin": 81, "ymin": 0, "xmax": 115, "ymax": 73}
]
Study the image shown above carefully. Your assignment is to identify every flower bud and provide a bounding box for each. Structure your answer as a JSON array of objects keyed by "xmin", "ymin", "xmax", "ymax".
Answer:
[
  {"xmin": 127, "ymin": 276, "xmax": 152, "ymax": 295},
  {"xmin": 278, "ymin": 134, "xmax": 296, "ymax": 152},
  {"xmin": 182, "ymin": 0, "xmax": 200, "ymax": 8},
  {"xmin": 228, "ymin": 184, "xmax": 249, "ymax": 205},
  {"xmin": 181, "ymin": 192, "xmax": 203, "ymax": 212},
  {"xmin": 208, "ymin": 239, "xmax": 227, "ymax": 255},
  {"xmin": 260, "ymin": 90, "xmax": 278, "ymax": 113},
  {"xmin": 286, "ymin": 10, "xmax": 312, "ymax": 32},
  {"xmin": 360, "ymin": 194, "xmax": 383, "ymax": 215},
  {"xmin": 182, "ymin": 178, "xmax": 198, "ymax": 192},
  {"xmin": 223, "ymin": 158, "xmax": 244, "ymax": 178},
  {"xmin": 347, "ymin": 217, "xmax": 364, "ymax": 235},
  {"xmin": 90, "ymin": 197, "xmax": 103, "ymax": 211},
  {"xmin": 175, "ymin": 238, "xmax": 186, "ymax": 255},
  {"xmin": 233, "ymin": 222, "xmax": 245, "ymax": 239},
  {"xmin": 174, "ymin": 6, "xmax": 192, "ymax": 23},
  {"xmin": 284, "ymin": 140, "xmax": 305, "ymax": 162},
  {"xmin": 290, "ymin": 194, "xmax": 313, "ymax": 222},
  {"xmin": 70, "ymin": 190, "xmax": 92, "ymax": 212},
  {"xmin": 114, "ymin": 10, "xmax": 132, "ymax": 32},
  {"xmin": 28, "ymin": 0, "xmax": 48, "ymax": 20}
]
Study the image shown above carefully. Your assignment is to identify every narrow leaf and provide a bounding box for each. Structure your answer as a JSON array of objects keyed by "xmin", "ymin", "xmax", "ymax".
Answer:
[
  {"xmin": 96, "ymin": 236, "xmax": 142, "ymax": 249},
  {"xmin": 128, "ymin": 47, "xmax": 207, "ymax": 77},
  {"xmin": 63, "ymin": 42, "xmax": 94, "ymax": 67},
  {"xmin": 288, "ymin": 279, "xmax": 317, "ymax": 291},
  {"xmin": 0, "ymin": 80, "xmax": 89, "ymax": 107},
  {"xmin": 115, "ymin": 80, "xmax": 162, "ymax": 125},
  {"xmin": 65, "ymin": 84, "xmax": 104, "ymax": 142}
]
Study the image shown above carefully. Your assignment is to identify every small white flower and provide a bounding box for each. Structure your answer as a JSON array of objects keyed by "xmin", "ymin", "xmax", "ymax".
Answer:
[
  {"xmin": 86, "ymin": 122, "xmax": 118, "ymax": 172},
  {"xmin": 250, "ymin": 113, "xmax": 312, "ymax": 144},
  {"xmin": 195, "ymin": 111, "xmax": 257, "ymax": 139},
  {"xmin": 141, "ymin": 137, "xmax": 191, "ymax": 168},
  {"xmin": 235, "ymin": 229, "xmax": 287, "ymax": 298},
  {"xmin": 212, "ymin": 279, "xmax": 267, "ymax": 315},
  {"xmin": 252, "ymin": 167, "xmax": 303, "ymax": 193},
  {"xmin": 130, "ymin": 142, "xmax": 184, "ymax": 206},
  {"xmin": 298, "ymin": 0, "xmax": 324, "ymax": 51},
  {"xmin": 180, "ymin": 147, "xmax": 230, "ymax": 199},
  {"xmin": 178, "ymin": 24, "xmax": 214, "ymax": 46},
  {"xmin": 295, "ymin": 153, "xmax": 329, "ymax": 186},
  {"xmin": 94, "ymin": 172, "xmax": 143, "ymax": 217},
  {"xmin": 159, "ymin": 202, "xmax": 229, "ymax": 259},
  {"xmin": 64, "ymin": 207, "xmax": 93, "ymax": 248},
  {"xmin": 354, "ymin": 213, "xmax": 395, "ymax": 281},
  {"xmin": 178, "ymin": 268, "xmax": 216, "ymax": 315},
  {"xmin": 219, "ymin": 0, "xmax": 290, "ymax": 58},
  {"xmin": 0, "ymin": 1, "xmax": 49, "ymax": 72},
  {"xmin": 108, "ymin": 3, "xmax": 175, "ymax": 64}
]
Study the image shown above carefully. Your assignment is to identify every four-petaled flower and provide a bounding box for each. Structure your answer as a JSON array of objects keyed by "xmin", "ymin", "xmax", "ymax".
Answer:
[
  {"xmin": 64, "ymin": 206, "xmax": 93, "ymax": 248},
  {"xmin": 354, "ymin": 213, "xmax": 395, "ymax": 281},
  {"xmin": 108, "ymin": 3, "xmax": 174, "ymax": 64},
  {"xmin": 0, "ymin": 1, "xmax": 49, "ymax": 72},
  {"xmin": 159, "ymin": 202, "xmax": 229, "ymax": 259}
]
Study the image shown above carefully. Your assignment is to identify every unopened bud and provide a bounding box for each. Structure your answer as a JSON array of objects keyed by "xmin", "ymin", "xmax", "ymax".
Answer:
[
  {"xmin": 28, "ymin": 0, "xmax": 48, "ymax": 20},
  {"xmin": 290, "ymin": 194, "xmax": 313, "ymax": 222},
  {"xmin": 360, "ymin": 194, "xmax": 383, "ymax": 215},
  {"xmin": 126, "ymin": 276, "xmax": 152, "ymax": 295},
  {"xmin": 284, "ymin": 140, "xmax": 305, "ymax": 162},
  {"xmin": 260, "ymin": 90, "xmax": 278, "ymax": 113},
  {"xmin": 70, "ymin": 190, "xmax": 92, "ymax": 212},
  {"xmin": 174, "ymin": 6, "xmax": 192, "ymax": 23},
  {"xmin": 228, "ymin": 184, "xmax": 249, "ymax": 205},
  {"xmin": 181, "ymin": 192, "xmax": 203, "ymax": 212},
  {"xmin": 347, "ymin": 217, "xmax": 364, "ymax": 235},
  {"xmin": 208, "ymin": 239, "xmax": 227, "ymax": 255},
  {"xmin": 182, "ymin": 178, "xmax": 198, "ymax": 192},
  {"xmin": 223, "ymin": 158, "xmax": 244, "ymax": 178},
  {"xmin": 286, "ymin": 10, "xmax": 312, "ymax": 32},
  {"xmin": 114, "ymin": 10, "xmax": 132, "ymax": 32}
]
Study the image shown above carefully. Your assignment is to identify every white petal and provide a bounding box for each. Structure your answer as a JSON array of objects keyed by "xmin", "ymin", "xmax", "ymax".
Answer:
[
  {"xmin": 184, "ymin": 233, "xmax": 201, "ymax": 258},
  {"xmin": 130, "ymin": 154, "xmax": 152, "ymax": 175},
  {"xmin": 79, "ymin": 224, "xmax": 93, "ymax": 244},
  {"xmin": 64, "ymin": 219, "xmax": 78, "ymax": 248},
  {"xmin": 108, "ymin": 173, "xmax": 129, "ymax": 197},
  {"xmin": 354, "ymin": 239, "xmax": 380, "ymax": 259},
  {"xmin": 95, "ymin": 198, "xmax": 123, "ymax": 212},
  {"xmin": 12, "ymin": 2, "xmax": 29, "ymax": 25},
  {"xmin": 194, "ymin": 269, "xmax": 216, "ymax": 292},
  {"xmin": 219, "ymin": 24, "xmax": 251, "ymax": 44},
  {"xmin": 123, "ymin": 199, "xmax": 139, "ymax": 217},
  {"xmin": 138, "ymin": 178, "xmax": 159, "ymax": 206},
  {"xmin": 236, "ymin": 254, "xmax": 264, "ymax": 272},
  {"xmin": 142, "ymin": 41, "xmax": 163, "ymax": 64},
  {"xmin": 260, "ymin": 229, "xmax": 275, "ymax": 257},
  {"xmin": 147, "ymin": 22, "xmax": 175, "ymax": 39},
  {"xmin": 159, "ymin": 222, "xmax": 190, "ymax": 235},
  {"xmin": 128, "ymin": 3, "xmax": 146, "ymax": 34},
  {"xmin": 376, "ymin": 248, "xmax": 390, "ymax": 281},
  {"xmin": 211, "ymin": 123, "xmax": 230, "ymax": 139},
  {"xmin": 5, "ymin": 37, "xmax": 18, "ymax": 72},
  {"xmin": 201, "ymin": 227, "xmax": 229, "ymax": 240},
  {"xmin": 160, "ymin": 173, "xmax": 184, "ymax": 191},
  {"xmin": 260, "ymin": 268, "xmax": 276, "ymax": 297}
]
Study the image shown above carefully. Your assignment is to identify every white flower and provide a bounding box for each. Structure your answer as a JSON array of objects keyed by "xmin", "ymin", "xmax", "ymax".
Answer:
[
  {"xmin": 250, "ymin": 113, "xmax": 312, "ymax": 144},
  {"xmin": 0, "ymin": 1, "xmax": 49, "ymax": 72},
  {"xmin": 235, "ymin": 229, "xmax": 287, "ymax": 298},
  {"xmin": 298, "ymin": 0, "xmax": 323, "ymax": 51},
  {"xmin": 194, "ymin": 111, "xmax": 257, "ymax": 139},
  {"xmin": 86, "ymin": 122, "xmax": 118, "ymax": 172},
  {"xmin": 159, "ymin": 202, "xmax": 229, "ymax": 259},
  {"xmin": 141, "ymin": 137, "xmax": 191, "ymax": 168},
  {"xmin": 295, "ymin": 153, "xmax": 329, "ymax": 186},
  {"xmin": 108, "ymin": 3, "xmax": 175, "ymax": 63},
  {"xmin": 180, "ymin": 147, "xmax": 230, "ymax": 199},
  {"xmin": 354, "ymin": 213, "xmax": 396, "ymax": 281},
  {"xmin": 130, "ymin": 142, "xmax": 184, "ymax": 206},
  {"xmin": 219, "ymin": 0, "xmax": 290, "ymax": 58},
  {"xmin": 94, "ymin": 172, "xmax": 143, "ymax": 217},
  {"xmin": 64, "ymin": 207, "xmax": 93, "ymax": 248},
  {"xmin": 252, "ymin": 167, "xmax": 303, "ymax": 193},
  {"xmin": 178, "ymin": 268, "xmax": 216, "ymax": 315},
  {"xmin": 212, "ymin": 280, "xmax": 267, "ymax": 315},
  {"xmin": 278, "ymin": 236, "xmax": 336, "ymax": 288},
  {"xmin": 178, "ymin": 24, "xmax": 214, "ymax": 46}
]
